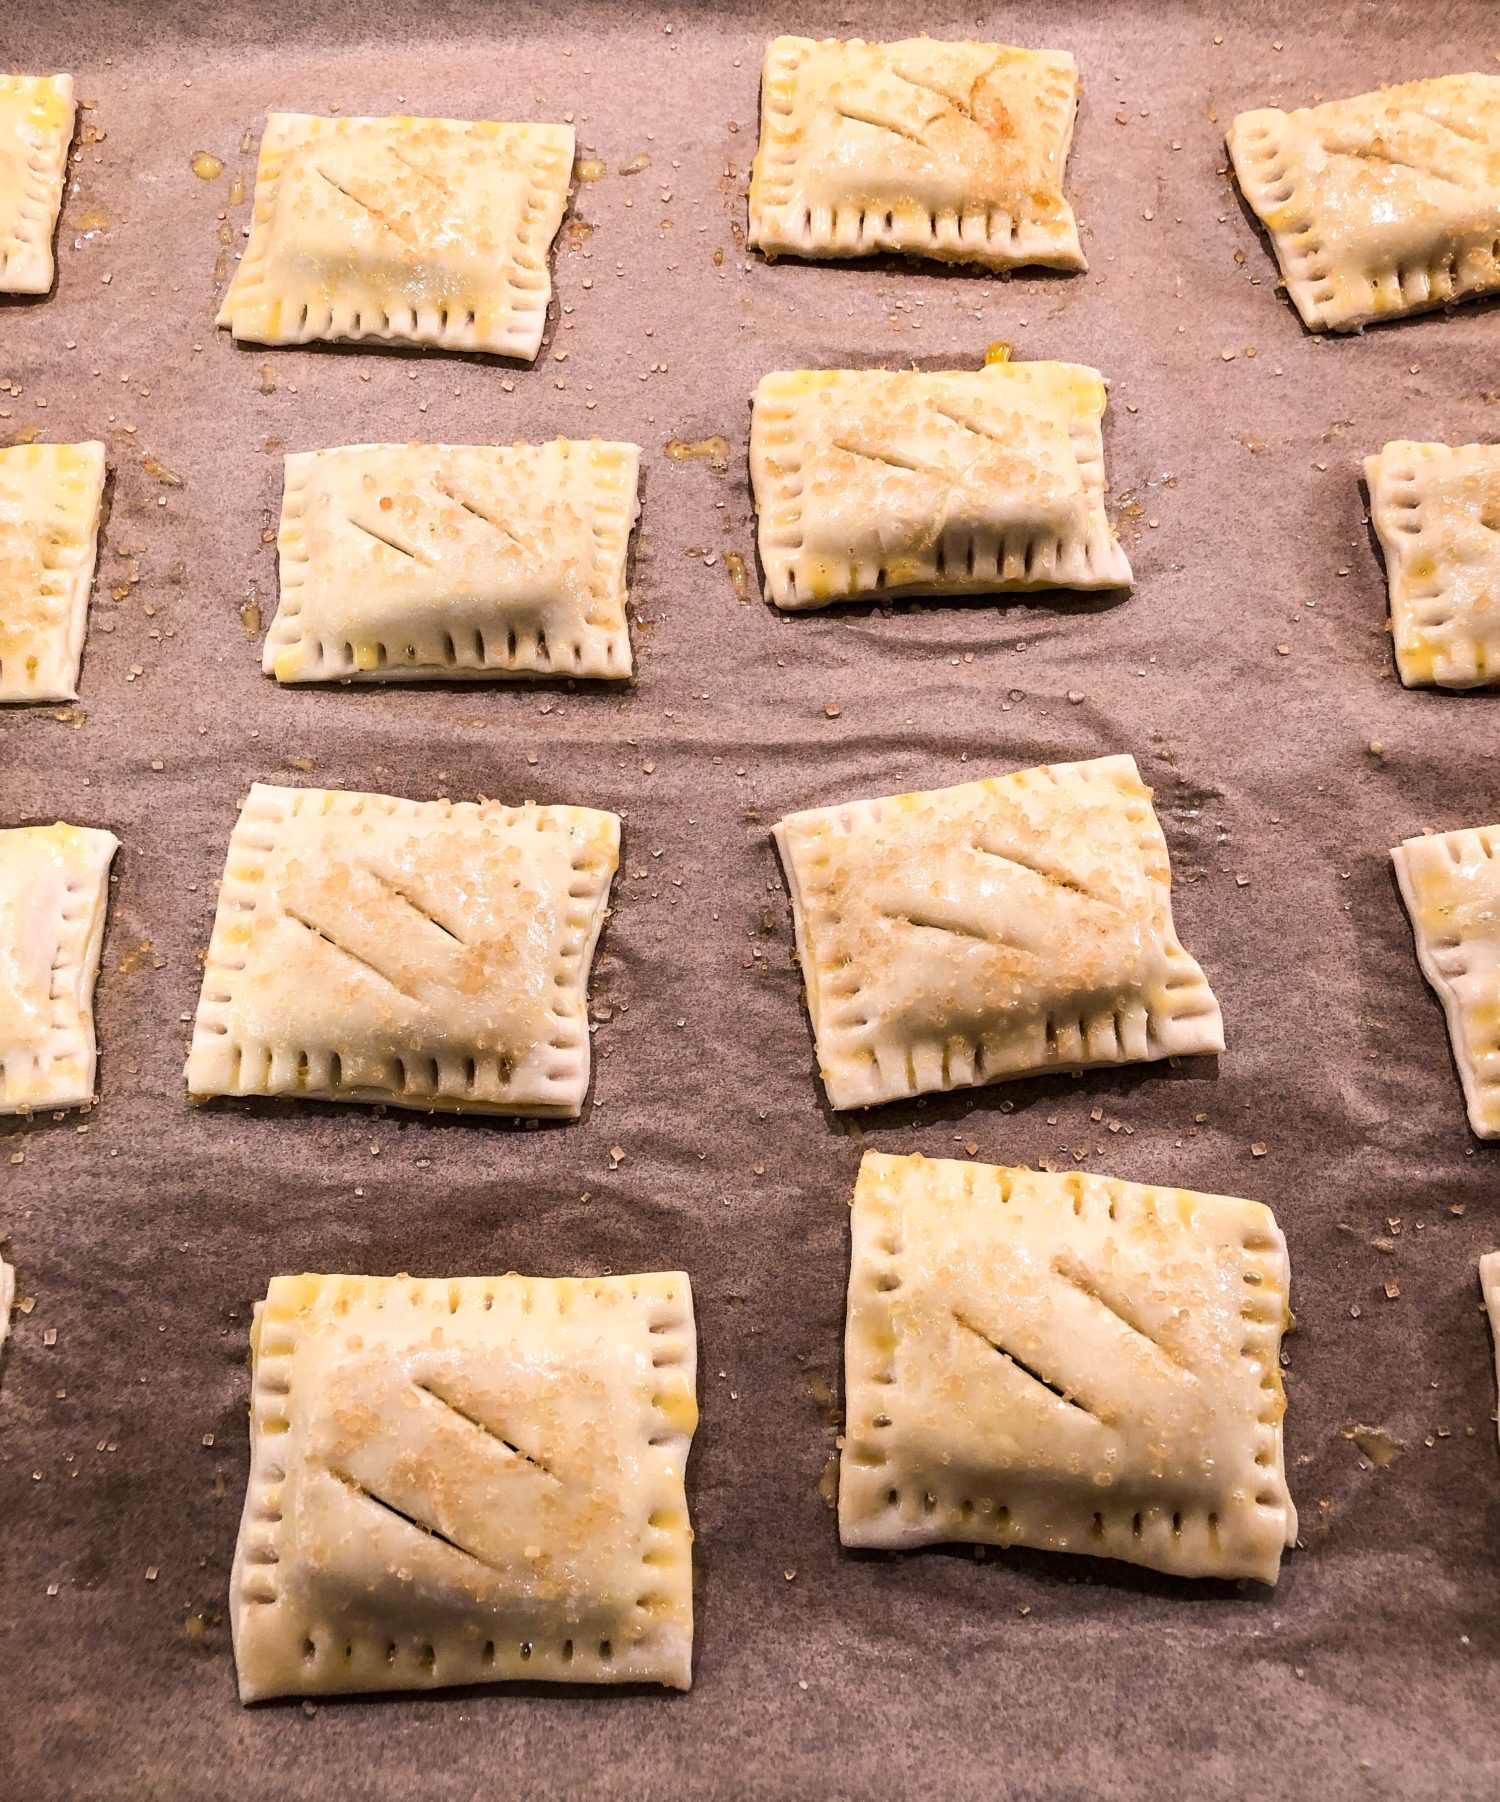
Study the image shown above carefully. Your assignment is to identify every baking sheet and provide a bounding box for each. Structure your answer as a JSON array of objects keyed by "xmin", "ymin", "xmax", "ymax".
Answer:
[{"xmin": 4, "ymin": 1, "xmax": 1500, "ymax": 1795}]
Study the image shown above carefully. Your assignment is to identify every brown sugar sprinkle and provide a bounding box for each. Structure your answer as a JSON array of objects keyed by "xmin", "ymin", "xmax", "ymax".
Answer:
[{"xmin": 824, "ymin": 702, "xmax": 842, "ymax": 719}]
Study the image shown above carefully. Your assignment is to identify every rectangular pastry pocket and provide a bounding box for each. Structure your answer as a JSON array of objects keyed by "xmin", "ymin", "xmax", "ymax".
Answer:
[
  {"xmin": 231, "ymin": 1270, "xmax": 697, "ymax": 1699},
  {"xmin": 266, "ymin": 440, "xmax": 640, "ymax": 682},
  {"xmin": 750, "ymin": 360, "xmax": 1132, "ymax": 609},
  {"xmin": 1228, "ymin": 74, "xmax": 1500, "ymax": 331},
  {"xmin": 1365, "ymin": 441, "xmax": 1500, "ymax": 689},
  {"xmin": 1481, "ymin": 1253, "xmax": 1500, "ymax": 1450},
  {"xmin": 0, "ymin": 73, "xmax": 74, "ymax": 293},
  {"xmin": 217, "ymin": 112, "xmax": 575, "ymax": 360},
  {"xmin": 185, "ymin": 784, "xmax": 619, "ymax": 1117},
  {"xmin": 749, "ymin": 36, "xmax": 1082, "ymax": 270},
  {"xmin": 773, "ymin": 754, "xmax": 1222, "ymax": 1109},
  {"xmin": 1393, "ymin": 823, "xmax": 1500, "ymax": 1137},
  {"xmin": 0, "ymin": 822, "xmax": 118, "ymax": 1113},
  {"xmin": 0, "ymin": 440, "xmax": 106, "ymax": 702},
  {"xmin": 839, "ymin": 1151, "xmax": 1297, "ymax": 1582}
]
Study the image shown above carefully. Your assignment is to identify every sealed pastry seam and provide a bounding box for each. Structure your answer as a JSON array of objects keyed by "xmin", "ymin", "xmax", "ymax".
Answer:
[
  {"xmin": 184, "ymin": 784, "xmax": 619, "ymax": 1117},
  {"xmin": 839, "ymin": 1152, "xmax": 1296, "ymax": 1582},
  {"xmin": 1392, "ymin": 824, "xmax": 1500, "ymax": 1138},
  {"xmin": 749, "ymin": 362, "xmax": 1131, "ymax": 610},
  {"xmin": 1365, "ymin": 441, "xmax": 1500, "ymax": 689},
  {"xmin": 1227, "ymin": 75, "xmax": 1500, "ymax": 332},
  {"xmin": 0, "ymin": 74, "xmax": 75, "ymax": 294},
  {"xmin": 217, "ymin": 113, "xmax": 574, "ymax": 360},
  {"xmin": 0, "ymin": 822, "xmax": 118, "ymax": 1114},
  {"xmin": 773, "ymin": 754, "xmax": 1222, "ymax": 1110},
  {"xmin": 230, "ymin": 1271, "xmax": 697, "ymax": 1700},
  {"xmin": 749, "ymin": 36, "xmax": 1083, "ymax": 271},
  {"xmin": 266, "ymin": 440, "xmax": 640, "ymax": 682},
  {"xmin": 0, "ymin": 440, "xmax": 107, "ymax": 703}
]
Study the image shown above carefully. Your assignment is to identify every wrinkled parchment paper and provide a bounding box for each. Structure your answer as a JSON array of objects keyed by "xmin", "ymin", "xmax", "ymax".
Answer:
[{"xmin": 4, "ymin": 2, "xmax": 1500, "ymax": 1796}]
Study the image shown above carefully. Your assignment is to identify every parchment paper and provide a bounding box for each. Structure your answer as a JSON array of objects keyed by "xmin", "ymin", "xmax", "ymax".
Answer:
[{"xmin": 4, "ymin": 2, "xmax": 1500, "ymax": 1796}]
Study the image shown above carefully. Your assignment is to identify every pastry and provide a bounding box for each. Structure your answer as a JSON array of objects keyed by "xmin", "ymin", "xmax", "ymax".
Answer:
[
  {"xmin": 218, "ymin": 112, "xmax": 574, "ymax": 360},
  {"xmin": 0, "ymin": 441, "xmax": 106, "ymax": 702},
  {"xmin": 1392, "ymin": 823, "xmax": 1500, "ymax": 1137},
  {"xmin": 266, "ymin": 440, "xmax": 639, "ymax": 682},
  {"xmin": 840, "ymin": 1151, "xmax": 1297, "ymax": 1582},
  {"xmin": 231, "ymin": 1269, "xmax": 697, "ymax": 1699},
  {"xmin": 185, "ymin": 784, "xmax": 618, "ymax": 1117},
  {"xmin": 749, "ymin": 36, "xmax": 1082, "ymax": 270},
  {"xmin": 750, "ymin": 360, "xmax": 1131, "ymax": 610},
  {"xmin": 1228, "ymin": 75, "xmax": 1500, "ymax": 331},
  {"xmin": 0, "ymin": 822, "xmax": 118, "ymax": 1113},
  {"xmin": 0, "ymin": 74, "xmax": 74, "ymax": 293},
  {"xmin": 773, "ymin": 754, "xmax": 1221, "ymax": 1109},
  {"xmin": 1365, "ymin": 440, "xmax": 1500, "ymax": 688}
]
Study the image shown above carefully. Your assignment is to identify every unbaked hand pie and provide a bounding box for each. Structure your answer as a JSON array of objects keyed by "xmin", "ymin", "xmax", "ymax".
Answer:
[
  {"xmin": 1365, "ymin": 441, "xmax": 1500, "ymax": 689},
  {"xmin": 773, "ymin": 754, "xmax": 1222, "ymax": 1110},
  {"xmin": 840, "ymin": 1151, "xmax": 1297, "ymax": 1583},
  {"xmin": 266, "ymin": 440, "xmax": 640, "ymax": 682},
  {"xmin": 0, "ymin": 822, "xmax": 118, "ymax": 1114},
  {"xmin": 0, "ymin": 74, "xmax": 74, "ymax": 293},
  {"xmin": 1481, "ymin": 1254, "xmax": 1500, "ymax": 1443},
  {"xmin": 750, "ymin": 360, "xmax": 1132, "ymax": 610},
  {"xmin": 231, "ymin": 1270, "xmax": 697, "ymax": 1700},
  {"xmin": 0, "ymin": 441, "xmax": 106, "ymax": 702},
  {"xmin": 1393, "ymin": 823, "xmax": 1500, "ymax": 1137},
  {"xmin": 185, "ymin": 784, "xmax": 619, "ymax": 1117},
  {"xmin": 749, "ymin": 36, "xmax": 1083, "ymax": 270},
  {"xmin": 218, "ymin": 113, "xmax": 575, "ymax": 360},
  {"xmin": 1228, "ymin": 74, "xmax": 1500, "ymax": 331}
]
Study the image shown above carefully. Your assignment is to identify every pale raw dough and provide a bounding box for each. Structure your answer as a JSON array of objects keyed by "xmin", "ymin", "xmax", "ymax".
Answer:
[
  {"xmin": 750, "ymin": 360, "xmax": 1132, "ymax": 609},
  {"xmin": 0, "ymin": 822, "xmax": 118, "ymax": 1113},
  {"xmin": 749, "ymin": 36, "xmax": 1082, "ymax": 270},
  {"xmin": 840, "ymin": 1151, "xmax": 1297, "ymax": 1582},
  {"xmin": 266, "ymin": 440, "xmax": 640, "ymax": 682},
  {"xmin": 218, "ymin": 112, "xmax": 574, "ymax": 360},
  {"xmin": 1228, "ymin": 75, "xmax": 1500, "ymax": 331},
  {"xmin": 0, "ymin": 441, "xmax": 106, "ymax": 703},
  {"xmin": 1392, "ymin": 823, "xmax": 1500, "ymax": 1137},
  {"xmin": 185, "ymin": 784, "xmax": 619, "ymax": 1117},
  {"xmin": 1480, "ymin": 1253, "xmax": 1500, "ymax": 1451},
  {"xmin": 0, "ymin": 74, "xmax": 74, "ymax": 294},
  {"xmin": 231, "ymin": 1270, "xmax": 697, "ymax": 1699},
  {"xmin": 1365, "ymin": 441, "xmax": 1500, "ymax": 689},
  {"xmin": 773, "ymin": 754, "xmax": 1222, "ymax": 1109}
]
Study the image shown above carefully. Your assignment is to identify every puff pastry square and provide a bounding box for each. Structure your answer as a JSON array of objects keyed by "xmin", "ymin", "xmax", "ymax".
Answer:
[
  {"xmin": 0, "ymin": 74, "xmax": 74, "ymax": 294},
  {"xmin": 774, "ymin": 755, "xmax": 1222, "ymax": 1110},
  {"xmin": 840, "ymin": 1152, "xmax": 1297, "ymax": 1582},
  {"xmin": 1393, "ymin": 824, "xmax": 1500, "ymax": 1137},
  {"xmin": 0, "ymin": 822, "xmax": 118, "ymax": 1114},
  {"xmin": 1365, "ymin": 441, "xmax": 1500, "ymax": 689},
  {"xmin": 217, "ymin": 113, "xmax": 575, "ymax": 360},
  {"xmin": 749, "ymin": 36, "xmax": 1082, "ymax": 270},
  {"xmin": 231, "ymin": 1270, "xmax": 697, "ymax": 1700},
  {"xmin": 0, "ymin": 441, "xmax": 106, "ymax": 703},
  {"xmin": 185, "ymin": 784, "xmax": 618, "ymax": 1117},
  {"xmin": 750, "ymin": 361, "xmax": 1132, "ymax": 610},
  {"xmin": 1481, "ymin": 1254, "xmax": 1500, "ymax": 1448},
  {"xmin": 266, "ymin": 439, "xmax": 640, "ymax": 683},
  {"xmin": 1228, "ymin": 74, "xmax": 1500, "ymax": 332}
]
